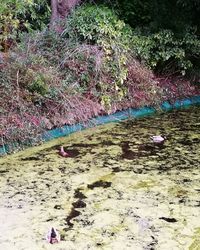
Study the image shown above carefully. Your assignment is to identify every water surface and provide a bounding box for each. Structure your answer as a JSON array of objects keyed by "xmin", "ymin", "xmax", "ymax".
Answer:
[{"xmin": 0, "ymin": 107, "xmax": 200, "ymax": 250}]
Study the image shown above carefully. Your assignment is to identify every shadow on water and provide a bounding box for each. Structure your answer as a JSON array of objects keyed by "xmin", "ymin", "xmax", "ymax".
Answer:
[
  {"xmin": 87, "ymin": 180, "xmax": 112, "ymax": 190},
  {"xmin": 64, "ymin": 188, "xmax": 87, "ymax": 229},
  {"xmin": 120, "ymin": 141, "xmax": 164, "ymax": 160}
]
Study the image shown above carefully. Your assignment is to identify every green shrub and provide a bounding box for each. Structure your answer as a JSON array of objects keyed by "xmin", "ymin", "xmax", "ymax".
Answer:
[
  {"xmin": 0, "ymin": 0, "xmax": 50, "ymax": 51},
  {"xmin": 27, "ymin": 73, "xmax": 49, "ymax": 96},
  {"xmin": 63, "ymin": 4, "xmax": 133, "ymax": 109},
  {"xmin": 65, "ymin": 4, "xmax": 132, "ymax": 44},
  {"xmin": 131, "ymin": 29, "xmax": 200, "ymax": 75}
]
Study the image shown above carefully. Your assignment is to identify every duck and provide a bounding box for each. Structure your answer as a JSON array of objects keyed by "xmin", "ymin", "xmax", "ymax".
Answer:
[
  {"xmin": 46, "ymin": 227, "xmax": 60, "ymax": 244},
  {"xmin": 150, "ymin": 135, "xmax": 166, "ymax": 144},
  {"xmin": 59, "ymin": 146, "xmax": 70, "ymax": 157}
]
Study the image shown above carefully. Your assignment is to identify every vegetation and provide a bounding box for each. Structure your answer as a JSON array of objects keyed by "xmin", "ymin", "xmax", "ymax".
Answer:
[
  {"xmin": 0, "ymin": 0, "xmax": 50, "ymax": 51},
  {"xmin": 0, "ymin": 1, "xmax": 199, "ymax": 152}
]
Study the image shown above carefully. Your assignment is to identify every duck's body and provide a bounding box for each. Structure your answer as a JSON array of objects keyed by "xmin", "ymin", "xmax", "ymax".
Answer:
[
  {"xmin": 59, "ymin": 146, "xmax": 70, "ymax": 157},
  {"xmin": 46, "ymin": 227, "xmax": 60, "ymax": 244},
  {"xmin": 151, "ymin": 135, "xmax": 166, "ymax": 144}
]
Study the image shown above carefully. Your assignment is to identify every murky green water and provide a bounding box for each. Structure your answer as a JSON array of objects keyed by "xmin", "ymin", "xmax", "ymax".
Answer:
[{"xmin": 0, "ymin": 107, "xmax": 200, "ymax": 250}]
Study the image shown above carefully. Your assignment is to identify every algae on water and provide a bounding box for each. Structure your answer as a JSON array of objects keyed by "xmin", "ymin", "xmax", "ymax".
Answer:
[{"xmin": 0, "ymin": 106, "xmax": 200, "ymax": 250}]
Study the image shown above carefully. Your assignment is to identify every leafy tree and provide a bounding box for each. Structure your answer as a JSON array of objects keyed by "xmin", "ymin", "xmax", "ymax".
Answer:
[{"xmin": 0, "ymin": 0, "xmax": 50, "ymax": 51}]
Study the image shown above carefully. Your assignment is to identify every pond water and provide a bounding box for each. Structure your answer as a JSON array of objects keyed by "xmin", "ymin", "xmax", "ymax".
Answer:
[{"xmin": 0, "ymin": 106, "xmax": 200, "ymax": 250}]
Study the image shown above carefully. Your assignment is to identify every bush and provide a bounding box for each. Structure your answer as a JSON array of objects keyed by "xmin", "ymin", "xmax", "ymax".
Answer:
[
  {"xmin": 132, "ymin": 29, "xmax": 200, "ymax": 76},
  {"xmin": 0, "ymin": 0, "xmax": 50, "ymax": 51},
  {"xmin": 27, "ymin": 73, "xmax": 49, "ymax": 96},
  {"xmin": 63, "ymin": 4, "xmax": 133, "ymax": 109}
]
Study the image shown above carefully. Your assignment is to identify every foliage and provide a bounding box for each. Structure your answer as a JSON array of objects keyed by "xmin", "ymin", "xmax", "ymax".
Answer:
[
  {"xmin": 64, "ymin": 4, "xmax": 133, "ymax": 109},
  {"xmin": 103, "ymin": 0, "xmax": 200, "ymax": 34},
  {"xmin": 64, "ymin": 2, "xmax": 200, "ymax": 78},
  {"xmin": 26, "ymin": 72, "xmax": 48, "ymax": 96},
  {"xmin": 131, "ymin": 29, "xmax": 200, "ymax": 75},
  {"xmin": 1, "ymin": 2, "xmax": 200, "ymax": 151},
  {"xmin": 0, "ymin": 0, "xmax": 50, "ymax": 51}
]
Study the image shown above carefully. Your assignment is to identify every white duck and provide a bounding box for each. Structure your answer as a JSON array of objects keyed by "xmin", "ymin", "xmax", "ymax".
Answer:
[
  {"xmin": 46, "ymin": 227, "xmax": 60, "ymax": 244},
  {"xmin": 151, "ymin": 135, "xmax": 166, "ymax": 144}
]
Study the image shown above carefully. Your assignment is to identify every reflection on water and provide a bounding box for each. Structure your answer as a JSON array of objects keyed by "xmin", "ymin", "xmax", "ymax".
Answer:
[{"xmin": 0, "ymin": 106, "xmax": 200, "ymax": 250}]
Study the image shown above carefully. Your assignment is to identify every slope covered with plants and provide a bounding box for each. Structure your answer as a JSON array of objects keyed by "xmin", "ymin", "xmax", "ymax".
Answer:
[{"xmin": 0, "ymin": 2, "xmax": 199, "ymax": 152}]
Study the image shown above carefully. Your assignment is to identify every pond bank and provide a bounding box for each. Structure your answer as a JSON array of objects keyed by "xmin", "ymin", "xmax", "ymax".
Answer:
[{"xmin": 1, "ymin": 95, "xmax": 200, "ymax": 156}]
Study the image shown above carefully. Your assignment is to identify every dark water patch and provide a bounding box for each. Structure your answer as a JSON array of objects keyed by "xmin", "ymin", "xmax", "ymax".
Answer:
[
  {"xmin": 138, "ymin": 144, "xmax": 156, "ymax": 151},
  {"xmin": 157, "ymin": 164, "xmax": 168, "ymax": 171},
  {"xmin": 96, "ymin": 242, "xmax": 103, "ymax": 246},
  {"xmin": 121, "ymin": 141, "xmax": 157, "ymax": 160},
  {"xmin": 46, "ymin": 167, "xmax": 53, "ymax": 172},
  {"xmin": 182, "ymin": 178, "xmax": 191, "ymax": 183},
  {"xmin": 178, "ymin": 139, "xmax": 193, "ymax": 146},
  {"xmin": 39, "ymin": 144, "xmax": 61, "ymax": 153},
  {"xmin": 112, "ymin": 166, "xmax": 139, "ymax": 173},
  {"xmin": 76, "ymin": 167, "xmax": 85, "ymax": 173},
  {"xmin": 72, "ymin": 199, "xmax": 86, "ymax": 208},
  {"xmin": 65, "ymin": 208, "xmax": 81, "ymax": 227},
  {"xmin": 0, "ymin": 169, "xmax": 9, "ymax": 174},
  {"xmin": 21, "ymin": 156, "xmax": 41, "ymax": 161},
  {"xmin": 101, "ymin": 140, "xmax": 117, "ymax": 146},
  {"xmin": 192, "ymin": 138, "xmax": 200, "ymax": 143},
  {"xmin": 87, "ymin": 180, "xmax": 112, "ymax": 190},
  {"xmin": 62, "ymin": 148, "xmax": 80, "ymax": 158},
  {"xmin": 109, "ymin": 132, "xmax": 126, "ymax": 137},
  {"xmin": 58, "ymin": 166, "xmax": 66, "ymax": 174},
  {"xmin": 41, "ymin": 145, "xmax": 80, "ymax": 158},
  {"xmin": 79, "ymin": 219, "xmax": 94, "ymax": 227},
  {"xmin": 38, "ymin": 171, "xmax": 45, "ymax": 175},
  {"xmin": 121, "ymin": 141, "xmax": 137, "ymax": 160},
  {"xmin": 112, "ymin": 167, "xmax": 123, "ymax": 173},
  {"xmin": 64, "ymin": 189, "xmax": 88, "ymax": 229},
  {"xmin": 86, "ymin": 135, "xmax": 93, "ymax": 141},
  {"xmin": 46, "ymin": 218, "xmax": 53, "ymax": 222},
  {"xmin": 146, "ymin": 235, "xmax": 158, "ymax": 250},
  {"xmin": 9, "ymin": 191, "xmax": 25, "ymax": 199},
  {"xmin": 71, "ymin": 143, "xmax": 99, "ymax": 148},
  {"xmin": 74, "ymin": 188, "xmax": 87, "ymax": 199},
  {"xmin": 194, "ymin": 201, "xmax": 200, "ymax": 207},
  {"xmin": 54, "ymin": 204, "xmax": 62, "ymax": 210},
  {"xmin": 179, "ymin": 198, "xmax": 186, "ymax": 204},
  {"xmin": 133, "ymin": 169, "xmax": 144, "ymax": 174},
  {"xmin": 159, "ymin": 217, "xmax": 177, "ymax": 223},
  {"xmin": 139, "ymin": 143, "xmax": 163, "ymax": 154}
]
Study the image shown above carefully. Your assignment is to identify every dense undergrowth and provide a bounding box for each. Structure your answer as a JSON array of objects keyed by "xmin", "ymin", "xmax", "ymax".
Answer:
[{"xmin": 0, "ymin": 3, "xmax": 200, "ymax": 152}]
